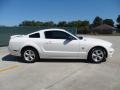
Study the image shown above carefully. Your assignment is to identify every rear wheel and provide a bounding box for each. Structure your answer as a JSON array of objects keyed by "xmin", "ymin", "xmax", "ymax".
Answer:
[
  {"xmin": 21, "ymin": 48, "xmax": 39, "ymax": 63},
  {"xmin": 88, "ymin": 47, "xmax": 106, "ymax": 63}
]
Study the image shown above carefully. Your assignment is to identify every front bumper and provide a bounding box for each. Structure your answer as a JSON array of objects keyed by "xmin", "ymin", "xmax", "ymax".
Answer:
[{"xmin": 107, "ymin": 47, "xmax": 114, "ymax": 58}]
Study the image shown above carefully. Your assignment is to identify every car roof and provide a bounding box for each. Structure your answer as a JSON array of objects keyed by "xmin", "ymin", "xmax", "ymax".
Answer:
[
  {"xmin": 39, "ymin": 28, "xmax": 65, "ymax": 32},
  {"xmin": 27, "ymin": 28, "xmax": 66, "ymax": 35}
]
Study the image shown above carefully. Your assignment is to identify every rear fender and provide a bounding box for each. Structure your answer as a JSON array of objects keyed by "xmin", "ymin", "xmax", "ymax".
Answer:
[{"xmin": 20, "ymin": 42, "xmax": 42, "ymax": 56}]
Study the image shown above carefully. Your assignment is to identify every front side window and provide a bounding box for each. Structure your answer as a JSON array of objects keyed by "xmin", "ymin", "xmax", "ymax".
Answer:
[
  {"xmin": 45, "ymin": 31, "xmax": 76, "ymax": 40},
  {"xmin": 29, "ymin": 33, "xmax": 40, "ymax": 38}
]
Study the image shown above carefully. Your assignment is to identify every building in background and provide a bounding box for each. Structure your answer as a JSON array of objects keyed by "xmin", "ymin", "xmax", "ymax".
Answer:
[{"xmin": 92, "ymin": 24, "xmax": 116, "ymax": 34}]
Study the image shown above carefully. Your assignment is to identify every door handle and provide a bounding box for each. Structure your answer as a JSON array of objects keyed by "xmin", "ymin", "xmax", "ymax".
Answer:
[{"xmin": 46, "ymin": 41, "xmax": 54, "ymax": 44}]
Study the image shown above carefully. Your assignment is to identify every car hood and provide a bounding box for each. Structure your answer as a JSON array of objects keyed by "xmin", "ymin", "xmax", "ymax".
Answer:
[{"xmin": 83, "ymin": 37, "xmax": 112, "ymax": 47}]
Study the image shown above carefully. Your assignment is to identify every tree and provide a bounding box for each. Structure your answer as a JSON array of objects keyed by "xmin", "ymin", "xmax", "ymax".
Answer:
[
  {"xmin": 78, "ymin": 20, "xmax": 90, "ymax": 34},
  {"xmin": 19, "ymin": 20, "xmax": 34, "ymax": 26},
  {"xmin": 93, "ymin": 16, "xmax": 103, "ymax": 27},
  {"xmin": 57, "ymin": 21, "xmax": 67, "ymax": 27},
  {"xmin": 67, "ymin": 20, "xmax": 82, "ymax": 28},
  {"xmin": 43, "ymin": 21, "xmax": 55, "ymax": 27},
  {"xmin": 19, "ymin": 20, "xmax": 41, "ymax": 26},
  {"xmin": 103, "ymin": 19, "xmax": 114, "ymax": 27},
  {"xmin": 81, "ymin": 21, "xmax": 89, "ymax": 26},
  {"xmin": 19, "ymin": 20, "xmax": 56, "ymax": 27},
  {"xmin": 116, "ymin": 15, "xmax": 120, "ymax": 29},
  {"xmin": 73, "ymin": 20, "xmax": 80, "ymax": 28},
  {"xmin": 117, "ymin": 15, "xmax": 120, "ymax": 24},
  {"xmin": 117, "ymin": 24, "xmax": 120, "ymax": 29},
  {"xmin": 35, "ymin": 21, "xmax": 44, "ymax": 26}
]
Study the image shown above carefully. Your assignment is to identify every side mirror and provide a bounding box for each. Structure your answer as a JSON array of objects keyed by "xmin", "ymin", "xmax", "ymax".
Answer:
[
  {"xmin": 79, "ymin": 36, "xmax": 83, "ymax": 40},
  {"xmin": 67, "ymin": 36, "xmax": 73, "ymax": 40}
]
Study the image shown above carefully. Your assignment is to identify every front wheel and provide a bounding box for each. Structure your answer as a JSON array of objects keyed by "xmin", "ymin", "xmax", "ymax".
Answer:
[
  {"xmin": 88, "ymin": 48, "xmax": 106, "ymax": 63},
  {"xmin": 22, "ymin": 48, "xmax": 39, "ymax": 63}
]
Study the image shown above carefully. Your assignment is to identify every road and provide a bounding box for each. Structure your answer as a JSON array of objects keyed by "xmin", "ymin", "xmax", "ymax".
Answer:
[{"xmin": 0, "ymin": 36, "xmax": 120, "ymax": 90}]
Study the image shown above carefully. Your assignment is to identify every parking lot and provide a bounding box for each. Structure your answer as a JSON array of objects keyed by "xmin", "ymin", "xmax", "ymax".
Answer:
[{"xmin": 0, "ymin": 35, "xmax": 120, "ymax": 90}]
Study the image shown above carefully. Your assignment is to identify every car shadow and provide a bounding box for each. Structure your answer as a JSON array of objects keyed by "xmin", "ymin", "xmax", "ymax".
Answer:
[
  {"xmin": 2, "ymin": 54, "xmax": 91, "ymax": 63},
  {"xmin": 2, "ymin": 54, "xmax": 24, "ymax": 63}
]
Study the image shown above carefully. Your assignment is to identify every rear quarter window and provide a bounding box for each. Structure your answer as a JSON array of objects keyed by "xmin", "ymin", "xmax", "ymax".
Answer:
[{"xmin": 29, "ymin": 33, "xmax": 40, "ymax": 38}]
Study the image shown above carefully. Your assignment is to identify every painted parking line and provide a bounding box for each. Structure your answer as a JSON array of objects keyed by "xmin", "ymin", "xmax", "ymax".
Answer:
[{"xmin": 0, "ymin": 65, "xmax": 19, "ymax": 73}]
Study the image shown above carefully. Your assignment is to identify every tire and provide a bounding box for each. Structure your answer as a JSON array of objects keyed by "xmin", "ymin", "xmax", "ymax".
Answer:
[
  {"xmin": 88, "ymin": 47, "xmax": 106, "ymax": 63},
  {"xmin": 21, "ymin": 48, "xmax": 39, "ymax": 63}
]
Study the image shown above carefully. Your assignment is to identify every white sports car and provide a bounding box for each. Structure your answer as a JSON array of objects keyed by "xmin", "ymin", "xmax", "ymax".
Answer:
[{"xmin": 8, "ymin": 29, "xmax": 114, "ymax": 63}]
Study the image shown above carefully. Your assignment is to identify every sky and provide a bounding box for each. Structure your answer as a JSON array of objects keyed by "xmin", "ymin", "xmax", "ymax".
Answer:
[{"xmin": 0, "ymin": 0, "xmax": 120, "ymax": 26}]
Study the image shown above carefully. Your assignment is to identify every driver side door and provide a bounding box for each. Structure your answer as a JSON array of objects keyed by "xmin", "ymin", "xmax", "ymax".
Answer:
[{"xmin": 42, "ymin": 30, "xmax": 80, "ymax": 58}]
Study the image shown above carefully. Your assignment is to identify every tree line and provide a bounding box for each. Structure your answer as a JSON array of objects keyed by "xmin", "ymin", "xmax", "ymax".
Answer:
[{"xmin": 19, "ymin": 15, "xmax": 120, "ymax": 31}]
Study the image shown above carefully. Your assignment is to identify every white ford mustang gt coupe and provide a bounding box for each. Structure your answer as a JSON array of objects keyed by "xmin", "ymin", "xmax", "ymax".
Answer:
[{"xmin": 8, "ymin": 29, "xmax": 114, "ymax": 63}]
